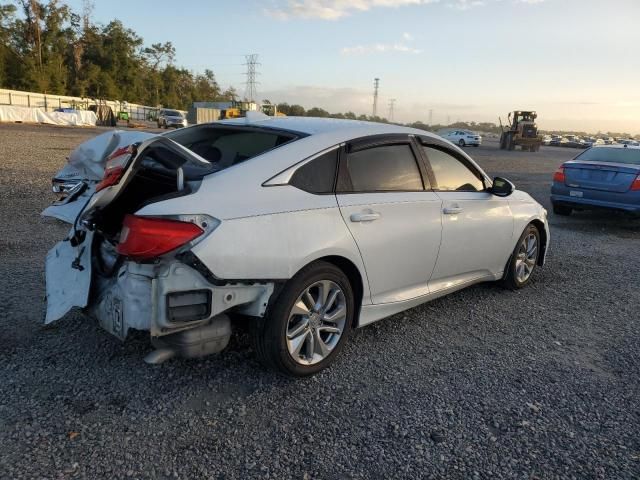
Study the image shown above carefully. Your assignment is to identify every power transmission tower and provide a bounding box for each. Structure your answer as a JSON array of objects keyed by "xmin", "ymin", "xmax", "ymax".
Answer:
[
  {"xmin": 388, "ymin": 98, "xmax": 396, "ymax": 121},
  {"xmin": 372, "ymin": 78, "xmax": 380, "ymax": 117},
  {"xmin": 243, "ymin": 54, "xmax": 260, "ymax": 103},
  {"xmin": 428, "ymin": 109, "xmax": 433, "ymax": 125}
]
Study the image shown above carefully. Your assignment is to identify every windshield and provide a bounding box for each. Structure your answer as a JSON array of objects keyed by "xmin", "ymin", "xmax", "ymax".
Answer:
[
  {"xmin": 165, "ymin": 125, "xmax": 299, "ymax": 173},
  {"xmin": 575, "ymin": 147, "xmax": 640, "ymax": 165},
  {"xmin": 163, "ymin": 110, "xmax": 182, "ymax": 117}
]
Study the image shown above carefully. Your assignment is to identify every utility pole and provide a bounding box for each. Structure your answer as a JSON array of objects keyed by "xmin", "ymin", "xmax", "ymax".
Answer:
[
  {"xmin": 388, "ymin": 98, "xmax": 396, "ymax": 122},
  {"xmin": 428, "ymin": 109, "xmax": 433, "ymax": 126},
  {"xmin": 447, "ymin": 114, "xmax": 451, "ymax": 125},
  {"xmin": 244, "ymin": 54, "xmax": 260, "ymax": 103},
  {"xmin": 372, "ymin": 78, "xmax": 380, "ymax": 117}
]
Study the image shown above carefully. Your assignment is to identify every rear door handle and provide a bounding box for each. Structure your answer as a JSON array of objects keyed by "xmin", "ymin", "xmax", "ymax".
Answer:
[
  {"xmin": 350, "ymin": 212, "xmax": 381, "ymax": 222},
  {"xmin": 443, "ymin": 206, "xmax": 463, "ymax": 215}
]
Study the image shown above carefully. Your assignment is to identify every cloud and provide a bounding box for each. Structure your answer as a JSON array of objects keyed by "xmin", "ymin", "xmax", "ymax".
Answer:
[
  {"xmin": 447, "ymin": 0, "xmax": 487, "ymax": 9},
  {"xmin": 447, "ymin": 0, "xmax": 546, "ymax": 8},
  {"xmin": 341, "ymin": 43, "xmax": 422, "ymax": 55},
  {"xmin": 341, "ymin": 32, "xmax": 421, "ymax": 55},
  {"xmin": 264, "ymin": 0, "xmax": 546, "ymax": 20},
  {"xmin": 264, "ymin": 0, "xmax": 438, "ymax": 21}
]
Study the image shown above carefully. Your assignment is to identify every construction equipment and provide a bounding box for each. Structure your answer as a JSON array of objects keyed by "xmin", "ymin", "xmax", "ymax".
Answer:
[{"xmin": 499, "ymin": 111, "xmax": 542, "ymax": 152}]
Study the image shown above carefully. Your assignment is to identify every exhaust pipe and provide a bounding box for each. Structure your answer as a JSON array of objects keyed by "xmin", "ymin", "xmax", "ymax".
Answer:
[{"xmin": 144, "ymin": 314, "xmax": 231, "ymax": 365}]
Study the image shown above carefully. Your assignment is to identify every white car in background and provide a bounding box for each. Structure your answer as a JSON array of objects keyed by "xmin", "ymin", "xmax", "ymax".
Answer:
[
  {"xmin": 43, "ymin": 116, "xmax": 549, "ymax": 376},
  {"xmin": 440, "ymin": 129, "xmax": 482, "ymax": 147}
]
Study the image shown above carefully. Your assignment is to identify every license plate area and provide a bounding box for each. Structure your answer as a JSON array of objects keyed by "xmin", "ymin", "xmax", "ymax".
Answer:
[{"xmin": 569, "ymin": 190, "xmax": 583, "ymax": 198}]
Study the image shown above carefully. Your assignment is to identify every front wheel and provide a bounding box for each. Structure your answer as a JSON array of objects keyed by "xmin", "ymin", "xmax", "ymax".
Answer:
[
  {"xmin": 502, "ymin": 224, "xmax": 540, "ymax": 290},
  {"xmin": 254, "ymin": 261, "xmax": 354, "ymax": 376}
]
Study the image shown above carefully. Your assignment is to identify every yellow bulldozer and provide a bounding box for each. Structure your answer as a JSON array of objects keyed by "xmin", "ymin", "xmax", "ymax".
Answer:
[{"xmin": 499, "ymin": 111, "xmax": 543, "ymax": 152}]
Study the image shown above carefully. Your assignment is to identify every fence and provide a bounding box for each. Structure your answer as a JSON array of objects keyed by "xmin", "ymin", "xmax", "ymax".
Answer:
[{"xmin": 0, "ymin": 88, "xmax": 186, "ymax": 123}]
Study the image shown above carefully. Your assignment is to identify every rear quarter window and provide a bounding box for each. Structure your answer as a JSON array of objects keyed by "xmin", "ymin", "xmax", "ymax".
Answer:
[{"xmin": 290, "ymin": 150, "xmax": 338, "ymax": 194}]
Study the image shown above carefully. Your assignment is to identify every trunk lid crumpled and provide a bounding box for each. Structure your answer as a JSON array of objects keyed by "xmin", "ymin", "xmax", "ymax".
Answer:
[{"xmin": 42, "ymin": 130, "xmax": 157, "ymax": 223}]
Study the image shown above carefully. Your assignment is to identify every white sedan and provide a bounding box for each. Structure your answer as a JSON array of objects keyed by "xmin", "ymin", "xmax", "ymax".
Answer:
[
  {"xmin": 44, "ymin": 115, "xmax": 549, "ymax": 376},
  {"xmin": 440, "ymin": 129, "xmax": 482, "ymax": 147}
]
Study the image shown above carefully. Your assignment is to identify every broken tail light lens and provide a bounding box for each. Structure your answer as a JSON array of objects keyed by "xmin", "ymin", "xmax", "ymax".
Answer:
[
  {"xmin": 553, "ymin": 167, "xmax": 565, "ymax": 183},
  {"xmin": 96, "ymin": 145, "xmax": 135, "ymax": 192},
  {"xmin": 117, "ymin": 215, "xmax": 204, "ymax": 260}
]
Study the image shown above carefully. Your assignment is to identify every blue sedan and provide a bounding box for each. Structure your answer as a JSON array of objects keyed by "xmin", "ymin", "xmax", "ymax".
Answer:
[{"xmin": 551, "ymin": 145, "xmax": 640, "ymax": 216}]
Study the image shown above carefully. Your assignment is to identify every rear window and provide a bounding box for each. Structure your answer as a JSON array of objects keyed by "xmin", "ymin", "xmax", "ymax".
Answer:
[
  {"xmin": 166, "ymin": 126, "xmax": 299, "ymax": 173},
  {"xmin": 575, "ymin": 147, "xmax": 640, "ymax": 165}
]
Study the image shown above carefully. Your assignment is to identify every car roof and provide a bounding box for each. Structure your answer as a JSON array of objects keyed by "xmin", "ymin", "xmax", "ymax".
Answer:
[{"xmin": 218, "ymin": 115, "xmax": 441, "ymax": 139}]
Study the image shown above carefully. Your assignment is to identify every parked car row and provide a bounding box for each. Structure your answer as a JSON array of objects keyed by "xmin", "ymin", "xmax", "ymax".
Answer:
[{"xmin": 543, "ymin": 134, "xmax": 638, "ymax": 149}]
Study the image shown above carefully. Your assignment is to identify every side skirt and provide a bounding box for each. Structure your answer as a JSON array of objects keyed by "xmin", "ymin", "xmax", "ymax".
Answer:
[{"xmin": 357, "ymin": 273, "xmax": 498, "ymax": 327}]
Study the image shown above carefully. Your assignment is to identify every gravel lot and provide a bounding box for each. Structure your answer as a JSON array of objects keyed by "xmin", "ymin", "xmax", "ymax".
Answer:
[{"xmin": 1, "ymin": 123, "xmax": 639, "ymax": 479}]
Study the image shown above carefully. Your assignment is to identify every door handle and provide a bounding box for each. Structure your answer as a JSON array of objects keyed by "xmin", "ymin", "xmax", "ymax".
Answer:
[
  {"xmin": 443, "ymin": 206, "xmax": 463, "ymax": 215},
  {"xmin": 350, "ymin": 212, "xmax": 381, "ymax": 222}
]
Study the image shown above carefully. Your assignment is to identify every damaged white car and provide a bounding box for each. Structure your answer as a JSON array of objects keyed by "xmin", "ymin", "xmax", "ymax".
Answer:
[{"xmin": 44, "ymin": 115, "xmax": 549, "ymax": 376}]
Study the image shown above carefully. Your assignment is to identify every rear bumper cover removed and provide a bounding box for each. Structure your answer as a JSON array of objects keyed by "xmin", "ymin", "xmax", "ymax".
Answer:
[
  {"xmin": 45, "ymin": 234, "xmax": 274, "ymax": 341},
  {"xmin": 91, "ymin": 260, "xmax": 274, "ymax": 341}
]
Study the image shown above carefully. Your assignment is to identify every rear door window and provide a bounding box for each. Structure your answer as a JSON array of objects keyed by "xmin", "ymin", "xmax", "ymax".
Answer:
[{"xmin": 337, "ymin": 144, "xmax": 424, "ymax": 192}]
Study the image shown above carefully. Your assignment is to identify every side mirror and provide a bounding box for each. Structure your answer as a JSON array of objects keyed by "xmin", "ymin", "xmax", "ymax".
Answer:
[{"xmin": 490, "ymin": 176, "xmax": 514, "ymax": 197}]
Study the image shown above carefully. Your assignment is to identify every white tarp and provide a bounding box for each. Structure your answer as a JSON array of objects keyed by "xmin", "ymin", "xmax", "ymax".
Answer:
[{"xmin": 0, "ymin": 105, "xmax": 97, "ymax": 126}]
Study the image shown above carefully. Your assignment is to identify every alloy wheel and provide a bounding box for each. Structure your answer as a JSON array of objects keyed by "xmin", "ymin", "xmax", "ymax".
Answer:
[
  {"xmin": 515, "ymin": 233, "xmax": 537, "ymax": 283},
  {"xmin": 285, "ymin": 280, "xmax": 347, "ymax": 365}
]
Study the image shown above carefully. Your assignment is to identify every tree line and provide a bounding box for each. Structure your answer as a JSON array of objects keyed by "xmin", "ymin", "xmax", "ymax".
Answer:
[{"xmin": 0, "ymin": 0, "xmax": 237, "ymax": 109}]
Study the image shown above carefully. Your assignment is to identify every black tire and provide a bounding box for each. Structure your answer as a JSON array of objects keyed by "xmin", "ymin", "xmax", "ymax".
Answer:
[
  {"xmin": 458, "ymin": 139, "xmax": 465, "ymax": 147},
  {"xmin": 253, "ymin": 261, "xmax": 354, "ymax": 377},
  {"xmin": 553, "ymin": 203, "xmax": 572, "ymax": 216},
  {"xmin": 502, "ymin": 223, "xmax": 541, "ymax": 290}
]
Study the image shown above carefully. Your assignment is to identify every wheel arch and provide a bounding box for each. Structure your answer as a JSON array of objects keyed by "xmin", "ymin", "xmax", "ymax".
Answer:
[
  {"xmin": 529, "ymin": 218, "xmax": 548, "ymax": 266},
  {"xmin": 290, "ymin": 255, "xmax": 365, "ymax": 328}
]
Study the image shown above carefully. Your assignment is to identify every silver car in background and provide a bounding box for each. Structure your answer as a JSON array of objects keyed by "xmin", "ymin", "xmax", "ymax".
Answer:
[{"xmin": 157, "ymin": 108, "xmax": 187, "ymax": 129}]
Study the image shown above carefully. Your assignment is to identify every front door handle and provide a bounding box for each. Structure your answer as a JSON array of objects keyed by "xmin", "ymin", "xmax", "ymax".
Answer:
[
  {"xmin": 443, "ymin": 206, "xmax": 463, "ymax": 215},
  {"xmin": 350, "ymin": 212, "xmax": 381, "ymax": 222}
]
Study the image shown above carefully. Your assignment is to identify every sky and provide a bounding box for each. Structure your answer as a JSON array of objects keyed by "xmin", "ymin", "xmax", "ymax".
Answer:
[{"xmin": 65, "ymin": 0, "xmax": 640, "ymax": 133}]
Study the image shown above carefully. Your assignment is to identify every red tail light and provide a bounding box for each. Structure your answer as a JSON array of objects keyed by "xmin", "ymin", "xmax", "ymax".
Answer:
[
  {"xmin": 96, "ymin": 145, "xmax": 135, "ymax": 192},
  {"xmin": 117, "ymin": 215, "xmax": 204, "ymax": 260},
  {"xmin": 631, "ymin": 175, "xmax": 640, "ymax": 191},
  {"xmin": 553, "ymin": 166, "xmax": 565, "ymax": 183}
]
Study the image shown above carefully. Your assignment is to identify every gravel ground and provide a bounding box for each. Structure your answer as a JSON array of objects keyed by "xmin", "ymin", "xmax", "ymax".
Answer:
[{"xmin": 1, "ymin": 124, "xmax": 639, "ymax": 479}]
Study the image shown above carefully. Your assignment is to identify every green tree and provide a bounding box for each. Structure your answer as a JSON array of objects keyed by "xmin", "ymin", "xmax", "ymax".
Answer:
[{"xmin": 306, "ymin": 107, "xmax": 329, "ymax": 117}]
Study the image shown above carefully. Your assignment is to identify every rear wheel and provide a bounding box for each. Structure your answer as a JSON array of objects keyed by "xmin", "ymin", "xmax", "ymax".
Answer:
[
  {"xmin": 254, "ymin": 261, "xmax": 354, "ymax": 376},
  {"xmin": 552, "ymin": 203, "xmax": 572, "ymax": 216},
  {"xmin": 458, "ymin": 139, "xmax": 466, "ymax": 147},
  {"xmin": 502, "ymin": 224, "xmax": 540, "ymax": 290}
]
